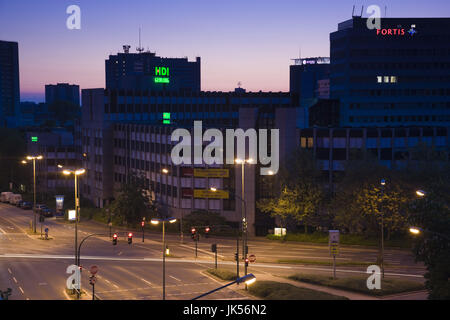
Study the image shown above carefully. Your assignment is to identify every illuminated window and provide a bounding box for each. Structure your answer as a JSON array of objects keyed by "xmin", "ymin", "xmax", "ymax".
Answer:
[
  {"xmin": 384, "ymin": 76, "xmax": 389, "ymax": 83},
  {"xmin": 390, "ymin": 76, "xmax": 397, "ymax": 83},
  {"xmin": 377, "ymin": 76, "xmax": 382, "ymax": 83}
]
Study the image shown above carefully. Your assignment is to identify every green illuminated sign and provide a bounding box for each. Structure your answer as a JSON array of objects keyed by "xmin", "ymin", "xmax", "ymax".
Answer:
[
  {"xmin": 163, "ymin": 112, "xmax": 171, "ymax": 124},
  {"xmin": 155, "ymin": 67, "xmax": 170, "ymax": 84},
  {"xmin": 31, "ymin": 136, "xmax": 38, "ymax": 142}
]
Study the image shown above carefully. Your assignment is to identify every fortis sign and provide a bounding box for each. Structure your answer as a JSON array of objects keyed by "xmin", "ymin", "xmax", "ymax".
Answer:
[{"xmin": 376, "ymin": 25, "xmax": 417, "ymax": 37}]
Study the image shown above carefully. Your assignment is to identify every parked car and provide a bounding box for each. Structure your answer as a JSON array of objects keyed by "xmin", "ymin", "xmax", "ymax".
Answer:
[
  {"xmin": 34, "ymin": 204, "xmax": 48, "ymax": 212},
  {"xmin": 41, "ymin": 208, "xmax": 54, "ymax": 217},
  {"xmin": 10, "ymin": 194, "xmax": 23, "ymax": 206},
  {"xmin": 20, "ymin": 201, "xmax": 32, "ymax": 210},
  {"xmin": 16, "ymin": 200, "xmax": 25, "ymax": 207},
  {"xmin": 0, "ymin": 192, "xmax": 13, "ymax": 203}
]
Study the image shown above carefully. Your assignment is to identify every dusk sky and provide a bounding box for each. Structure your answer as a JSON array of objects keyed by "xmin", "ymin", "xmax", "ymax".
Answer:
[{"xmin": 1, "ymin": 0, "xmax": 450, "ymax": 102}]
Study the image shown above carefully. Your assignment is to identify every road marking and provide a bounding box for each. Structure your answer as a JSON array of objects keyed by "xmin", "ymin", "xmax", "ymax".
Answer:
[
  {"xmin": 112, "ymin": 284, "xmax": 119, "ymax": 289},
  {"xmin": 18, "ymin": 286, "xmax": 24, "ymax": 294},
  {"xmin": 0, "ymin": 227, "xmax": 6, "ymax": 234},
  {"xmin": 118, "ymin": 251, "xmax": 123, "ymax": 256},
  {"xmin": 13, "ymin": 277, "xmax": 17, "ymax": 283},
  {"xmin": 8, "ymin": 268, "xmax": 12, "ymax": 274},
  {"xmin": 140, "ymin": 278, "xmax": 153, "ymax": 286},
  {"xmin": 180, "ymin": 244, "xmax": 225, "ymax": 258},
  {"xmin": 169, "ymin": 275, "xmax": 181, "ymax": 282}
]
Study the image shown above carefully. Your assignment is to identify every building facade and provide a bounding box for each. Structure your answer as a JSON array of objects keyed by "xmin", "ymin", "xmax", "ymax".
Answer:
[
  {"xmin": 330, "ymin": 17, "xmax": 450, "ymax": 127},
  {"xmin": 105, "ymin": 47, "xmax": 201, "ymax": 92},
  {"xmin": 45, "ymin": 83, "xmax": 80, "ymax": 106},
  {"xmin": 0, "ymin": 40, "xmax": 20, "ymax": 127},
  {"xmin": 81, "ymin": 88, "xmax": 298, "ymax": 235}
]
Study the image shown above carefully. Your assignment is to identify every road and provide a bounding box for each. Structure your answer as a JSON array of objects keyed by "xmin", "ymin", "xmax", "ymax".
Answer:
[{"xmin": 0, "ymin": 202, "xmax": 426, "ymax": 300}]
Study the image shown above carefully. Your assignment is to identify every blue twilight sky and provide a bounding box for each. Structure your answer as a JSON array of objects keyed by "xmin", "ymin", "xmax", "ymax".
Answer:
[{"xmin": 1, "ymin": 0, "xmax": 449, "ymax": 102}]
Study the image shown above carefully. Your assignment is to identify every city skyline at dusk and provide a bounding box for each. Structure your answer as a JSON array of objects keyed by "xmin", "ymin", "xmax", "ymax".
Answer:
[{"xmin": 2, "ymin": 0, "xmax": 450, "ymax": 102}]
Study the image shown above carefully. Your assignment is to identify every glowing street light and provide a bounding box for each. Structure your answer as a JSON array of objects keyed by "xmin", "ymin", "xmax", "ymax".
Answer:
[
  {"xmin": 192, "ymin": 273, "xmax": 256, "ymax": 300},
  {"xmin": 61, "ymin": 168, "xmax": 86, "ymax": 265},
  {"xmin": 150, "ymin": 217, "xmax": 177, "ymax": 300},
  {"xmin": 23, "ymin": 155, "xmax": 43, "ymax": 233},
  {"xmin": 416, "ymin": 190, "xmax": 426, "ymax": 197},
  {"xmin": 409, "ymin": 227, "xmax": 421, "ymax": 235}
]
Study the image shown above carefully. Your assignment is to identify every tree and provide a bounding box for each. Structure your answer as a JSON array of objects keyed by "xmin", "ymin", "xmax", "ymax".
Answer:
[
  {"xmin": 109, "ymin": 174, "xmax": 155, "ymax": 225},
  {"xmin": 409, "ymin": 190, "xmax": 450, "ymax": 299},
  {"xmin": 257, "ymin": 148, "xmax": 323, "ymax": 231}
]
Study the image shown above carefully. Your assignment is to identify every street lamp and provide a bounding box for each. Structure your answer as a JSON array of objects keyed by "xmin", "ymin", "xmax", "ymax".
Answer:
[
  {"xmin": 62, "ymin": 168, "xmax": 86, "ymax": 266},
  {"xmin": 235, "ymin": 158, "xmax": 253, "ymax": 280},
  {"xmin": 192, "ymin": 273, "xmax": 256, "ymax": 300},
  {"xmin": 416, "ymin": 190, "xmax": 426, "ymax": 197},
  {"xmin": 150, "ymin": 217, "xmax": 177, "ymax": 300},
  {"xmin": 23, "ymin": 155, "xmax": 43, "ymax": 233},
  {"xmin": 409, "ymin": 226, "xmax": 450, "ymax": 241},
  {"xmin": 210, "ymin": 186, "xmax": 246, "ymax": 279},
  {"xmin": 379, "ymin": 178, "xmax": 386, "ymax": 278}
]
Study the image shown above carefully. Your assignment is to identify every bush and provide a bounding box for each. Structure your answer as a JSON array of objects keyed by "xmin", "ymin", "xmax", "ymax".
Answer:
[
  {"xmin": 206, "ymin": 268, "xmax": 237, "ymax": 281},
  {"xmin": 248, "ymin": 281, "xmax": 347, "ymax": 300},
  {"xmin": 288, "ymin": 273, "xmax": 425, "ymax": 296}
]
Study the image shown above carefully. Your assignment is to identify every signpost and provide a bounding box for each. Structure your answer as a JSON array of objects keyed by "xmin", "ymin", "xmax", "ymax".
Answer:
[
  {"xmin": 89, "ymin": 265, "xmax": 98, "ymax": 300},
  {"xmin": 329, "ymin": 230, "xmax": 340, "ymax": 279}
]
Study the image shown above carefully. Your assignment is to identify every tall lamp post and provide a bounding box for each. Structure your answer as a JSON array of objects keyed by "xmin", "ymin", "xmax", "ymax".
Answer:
[
  {"xmin": 62, "ymin": 168, "xmax": 86, "ymax": 266},
  {"xmin": 234, "ymin": 158, "xmax": 253, "ymax": 278},
  {"xmin": 379, "ymin": 178, "xmax": 386, "ymax": 279},
  {"xmin": 23, "ymin": 155, "xmax": 43, "ymax": 233},
  {"xmin": 151, "ymin": 217, "xmax": 177, "ymax": 300}
]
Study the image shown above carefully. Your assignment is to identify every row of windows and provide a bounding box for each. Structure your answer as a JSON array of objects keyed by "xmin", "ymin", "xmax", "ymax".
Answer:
[
  {"xmin": 349, "ymin": 115, "xmax": 450, "ymax": 123},
  {"xmin": 114, "ymin": 157, "xmax": 177, "ymax": 176},
  {"xmin": 310, "ymin": 148, "xmax": 448, "ymax": 161},
  {"xmin": 349, "ymin": 102, "xmax": 450, "ymax": 110},
  {"xmin": 113, "ymin": 172, "xmax": 178, "ymax": 197},
  {"xmin": 349, "ymin": 88, "xmax": 450, "ymax": 97}
]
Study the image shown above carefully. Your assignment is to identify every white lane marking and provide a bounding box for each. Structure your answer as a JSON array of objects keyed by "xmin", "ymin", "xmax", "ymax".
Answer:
[
  {"xmin": 180, "ymin": 244, "xmax": 225, "ymax": 258},
  {"xmin": 8, "ymin": 268, "xmax": 12, "ymax": 274},
  {"xmin": 112, "ymin": 284, "xmax": 119, "ymax": 289},
  {"xmin": 140, "ymin": 278, "xmax": 153, "ymax": 286},
  {"xmin": 13, "ymin": 277, "xmax": 18, "ymax": 283},
  {"xmin": 0, "ymin": 227, "xmax": 6, "ymax": 234},
  {"xmin": 169, "ymin": 275, "xmax": 181, "ymax": 282},
  {"xmin": 0, "ymin": 253, "xmax": 423, "ymax": 278},
  {"xmin": 18, "ymin": 286, "xmax": 24, "ymax": 294},
  {"xmin": 104, "ymin": 279, "xmax": 111, "ymax": 284}
]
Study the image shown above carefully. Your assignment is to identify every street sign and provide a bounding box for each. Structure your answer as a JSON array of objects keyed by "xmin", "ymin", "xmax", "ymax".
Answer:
[
  {"xmin": 249, "ymin": 254, "xmax": 256, "ymax": 263},
  {"xmin": 330, "ymin": 243, "xmax": 339, "ymax": 255},
  {"xmin": 89, "ymin": 265, "xmax": 98, "ymax": 275}
]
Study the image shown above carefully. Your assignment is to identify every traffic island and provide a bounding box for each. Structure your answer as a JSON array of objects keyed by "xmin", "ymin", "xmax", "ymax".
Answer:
[
  {"xmin": 288, "ymin": 273, "xmax": 425, "ymax": 297},
  {"xmin": 247, "ymin": 281, "xmax": 348, "ymax": 300},
  {"xmin": 206, "ymin": 268, "xmax": 238, "ymax": 281}
]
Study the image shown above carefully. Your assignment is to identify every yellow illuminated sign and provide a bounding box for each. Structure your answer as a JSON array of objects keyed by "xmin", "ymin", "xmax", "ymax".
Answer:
[
  {"xmin": 194, "ymin": 189, "xmax": 229, "ymax": 199},
  {"xmin": 193, "ymin": 169, "xmax": 229, "ymax": 178}
]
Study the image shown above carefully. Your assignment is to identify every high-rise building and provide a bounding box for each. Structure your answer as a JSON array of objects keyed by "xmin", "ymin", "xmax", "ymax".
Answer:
[
  {"xmin": 45, "ymin": 83, "xmax": 80, "ymax": 106},
  {"xmin": 0, "ymin": 40, "xmax": 20, "ymax": 127},
  {"xmin": 105, "ymin": 46, "xmax": 201, "ymax": 92},
  {"xmin": 330, "ymin": 17, "xmax": 450, "ymax": 127}
]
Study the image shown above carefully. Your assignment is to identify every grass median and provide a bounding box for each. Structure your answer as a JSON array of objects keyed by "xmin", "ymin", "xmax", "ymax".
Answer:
[
  {"xmin": 247, "ymin": 281, "xmax": 348, "ymax": 300},
  {"xmin": 288, "ymin": 273, "xmax": 425, "ymax": 296},
  {"xmin": 206, "ymin": 268, "xmax": 237, "ymax": 281}
]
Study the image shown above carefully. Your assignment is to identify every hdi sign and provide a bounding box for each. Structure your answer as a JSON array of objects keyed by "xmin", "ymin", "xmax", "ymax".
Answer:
[{"xmin": 155, "ymin": 67, "xmax": 169, "ymax": 76}]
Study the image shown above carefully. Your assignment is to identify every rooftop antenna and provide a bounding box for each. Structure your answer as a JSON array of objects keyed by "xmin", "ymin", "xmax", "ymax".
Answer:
[
  {"xmin": 352, "ymin": 5, "xmax": 355, "ymax": 17},
  {"xmin": 136, "ymin": 27, "xmax": 144, "ymax": 53},
  {"xmin": 385, "ymin": 6, "xmax": 387, "ymax": 17},
  {"xmin": 237, "ymin": 81, "xmax": 242, "ymax": 88},
  {"xmin": 360, "ymin": 5, "xmax": 364, "ymax": 17}
]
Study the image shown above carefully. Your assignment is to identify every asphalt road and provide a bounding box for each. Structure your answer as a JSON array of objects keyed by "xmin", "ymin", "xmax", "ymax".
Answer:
[{"xmin": 0, "ymin": 202, "xmax": 425, "ymax": 300}]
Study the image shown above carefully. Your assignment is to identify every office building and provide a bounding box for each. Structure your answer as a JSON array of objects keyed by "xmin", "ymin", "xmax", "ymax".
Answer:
[
  {"xmin": 330, "ymin": 17, "xmax": 450, "ymax": 127},
  {"xmin": 0, "ymin": 40, "xmax": 20, "ymax": 127},
  {"xmin": 45, "ymin": 83, "xmax": 80, "ymax": 106},
  {"xmin": 105, "ymin": 46, "xmax": 201, "ymax": 92}
]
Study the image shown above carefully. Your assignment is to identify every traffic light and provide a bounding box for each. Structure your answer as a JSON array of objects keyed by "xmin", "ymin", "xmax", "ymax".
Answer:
[
  {"xmin": 205, "ymin": 226, "xmax": 210, "ymax": 238},
  {"xmin": 211, "ymin": 244, "xmax": 217, "ymax": 253},
  {"xmin": 112, "ymin": 233, "xmax": 118, "ymax": 245},
  {"xmin": 234, "ymin": 252, "xmax": 238, "ymax": 262},
  {"xmin": 141, "ymin": 221, "xmax": 145, "ymax": 227},
  {"xmin": 128, "ymin": 232, "xmax": 133, "ymax": 244},
  {"xmin": 245, "ymin": 258, "xmax": 249, "ymax": 267},
  {"xmin": 191, "ymin": 227, "xmax": 196, "ymax": 240},
  {"xmin": 245, "ymin": 245, "xmax": 249, "ymax": 255}
]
